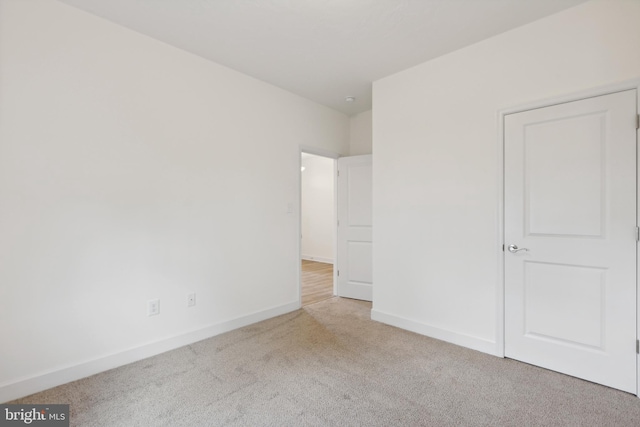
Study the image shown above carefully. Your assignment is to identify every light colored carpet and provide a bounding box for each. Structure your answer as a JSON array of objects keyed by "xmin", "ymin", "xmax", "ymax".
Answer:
[{"xmin": 12, "ymin": 297, "xmax": 640, "ymax": 426}]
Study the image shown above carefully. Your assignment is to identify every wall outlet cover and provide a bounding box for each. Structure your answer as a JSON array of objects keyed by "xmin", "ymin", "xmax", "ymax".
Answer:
[{"xmin": 147, "ymin": 299, "xmax": 160, "ymax": 316}]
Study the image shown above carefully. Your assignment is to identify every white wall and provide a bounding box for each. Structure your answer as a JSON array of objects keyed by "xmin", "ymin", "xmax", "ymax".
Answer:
[
  {"xmin": 301, "ymin": 155, "xmax": 335, "ymax": 264},
  {"xmin": 349, "ymin": 110, "xmax": 373, "ymax": 155},
  {"xmin": 372, "ymin": 0, "xmax": 640, "ymax": 355},
  {"xmin": 0, "ymin": 0, "xmax": 349, "ymax": 401}
]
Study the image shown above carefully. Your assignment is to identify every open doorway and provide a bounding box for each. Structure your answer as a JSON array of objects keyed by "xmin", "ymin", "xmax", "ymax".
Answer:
[{"xmin": 300, "ymin": 152, "xmax": 336, "ymax": 306}]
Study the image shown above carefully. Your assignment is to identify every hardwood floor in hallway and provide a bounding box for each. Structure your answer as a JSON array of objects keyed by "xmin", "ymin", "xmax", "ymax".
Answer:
[{"xmin": 301, "ymin": 260, "xmax": 334, "ymax": 306}]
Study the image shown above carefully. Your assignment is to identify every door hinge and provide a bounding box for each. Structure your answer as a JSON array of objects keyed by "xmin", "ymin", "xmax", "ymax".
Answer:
[
  {"xmin": 636, "ymin": 226, "xmax": 639, "ymax": 242},
  {"xmin": 337, "ymin": 270, "xmax": 340, "ymax": 277},
  {"xmin": 502, "ymin": 244, "xmax": 505, "ymax": 252},
  {"xmin": 636, "ymin": 339, "xmax": 639, "ymax": 354},
  {"xmin": 636, "ymin": 114, "xmax": 639, "ymax": 130},
  {"xmin": 337, "ymin": 170, "xmax": 340, "ymax": 177}
]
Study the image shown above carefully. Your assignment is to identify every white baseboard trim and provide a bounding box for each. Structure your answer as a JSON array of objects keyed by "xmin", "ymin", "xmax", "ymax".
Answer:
[
  {"xmin": 301, "ymin": 255, "xmax": 334, "ymax": 264},
  {"xmin": 0, "ymin": 301, "xmax": 300, "ymax": 403},
  {"xmin": 370, "ymin": 309, "xmax": 498, "ymax": 356}
]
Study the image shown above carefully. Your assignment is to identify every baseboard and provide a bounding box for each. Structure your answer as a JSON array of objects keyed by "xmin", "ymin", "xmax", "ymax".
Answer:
[
  {"xmin": 0, "ymin": 301, "xmax": 300, "ymax": 403},
  {"xmin": 370, "ymin": 309, "xmax": 498, "ymax": 356},
  {"xmin": 301, "ymin": 255, "xmax": 334, "ymax": 264}
]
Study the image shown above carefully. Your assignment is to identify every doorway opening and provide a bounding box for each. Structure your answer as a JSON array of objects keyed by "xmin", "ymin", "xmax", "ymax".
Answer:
[{"xmin": 300, "ymin": 152, "xmax": 336, "ymax": 306}]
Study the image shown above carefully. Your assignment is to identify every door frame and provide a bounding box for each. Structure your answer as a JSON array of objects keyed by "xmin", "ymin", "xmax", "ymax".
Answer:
[
  {"xmin": 496, "ymin": 79, "xmax": 640, "ymax": 392},
  {"xmin": 297, "ymin": 145, "xmax": 340, "ymax": 308}
]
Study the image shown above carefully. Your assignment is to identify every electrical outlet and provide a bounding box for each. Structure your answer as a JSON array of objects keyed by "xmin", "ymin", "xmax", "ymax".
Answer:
[
  {"xmin": 187, "ymin": 293, "xmax": 196, "ymax": 307},
  {"xmin": 147, "ymin": 299, "xmax": 160, "ymax": 316}
]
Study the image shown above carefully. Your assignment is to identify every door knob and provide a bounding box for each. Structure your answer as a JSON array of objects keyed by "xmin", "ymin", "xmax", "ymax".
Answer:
[{"xmin": 508, "ymin": 244, "xmax": 528, "ymax": 253}]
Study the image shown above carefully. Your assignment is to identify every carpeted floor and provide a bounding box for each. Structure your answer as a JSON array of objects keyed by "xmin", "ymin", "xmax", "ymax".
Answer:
[{"xmin": 12, "ymin": 297, "xmax": 640, "ymax": 426}]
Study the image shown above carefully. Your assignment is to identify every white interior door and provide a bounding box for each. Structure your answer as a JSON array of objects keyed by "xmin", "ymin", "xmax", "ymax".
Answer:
[
  {"xmin": 337, "ymin": 155, "xmax": 372, "ymax": 301},
  {"xmin": 504, "ymin": 89, "xmax": 637, "ymax": 393}
]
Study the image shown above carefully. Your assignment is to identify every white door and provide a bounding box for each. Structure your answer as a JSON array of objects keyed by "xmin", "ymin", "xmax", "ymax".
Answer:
[
  {"xmin": 504, "ymin": 89, "xmax": 637, "ymax": 393},
  {"xmin": 337, "ymin": 155, "xmax": 373, "ymax": 301}
]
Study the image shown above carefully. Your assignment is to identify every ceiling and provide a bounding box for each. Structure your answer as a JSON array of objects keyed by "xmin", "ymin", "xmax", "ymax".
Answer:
[{"xmin": 57, "ymin": 0, "xmax": 588, "ymax": 116}]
